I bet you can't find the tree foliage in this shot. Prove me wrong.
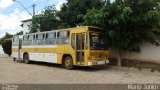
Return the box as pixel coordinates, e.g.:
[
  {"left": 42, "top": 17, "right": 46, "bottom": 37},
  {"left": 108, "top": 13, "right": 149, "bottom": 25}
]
[
  {"left": 83, "top": 0, "right": 160, "bottom": 66},
  {"left": 2, "top": 40, "right": 12, "bottom": 56},
  {"left": 57, "top": 0, "right": 104, "bottom": 27},
  {"left": 16, "top": 31, "right": 23, "bottom": 35},
  {"left": 29, "top": 0, "right": 104, "bottom": 32},
  {"left": 83, "top": 0, "right": 160, "bottom": 52},
  {"left": 29, "top": 6, "right": 62, "bottom": 33}
]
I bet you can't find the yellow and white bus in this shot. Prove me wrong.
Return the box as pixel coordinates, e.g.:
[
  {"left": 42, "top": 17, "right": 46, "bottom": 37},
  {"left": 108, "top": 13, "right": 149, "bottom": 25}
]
[{"left": 12, "top": 26, "right": 109, "bottom": 69}]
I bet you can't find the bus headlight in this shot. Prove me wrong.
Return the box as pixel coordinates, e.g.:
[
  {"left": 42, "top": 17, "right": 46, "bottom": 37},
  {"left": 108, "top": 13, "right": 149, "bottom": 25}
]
[{"left": 88, "top": 57, "right": 96, "bottom": 61}]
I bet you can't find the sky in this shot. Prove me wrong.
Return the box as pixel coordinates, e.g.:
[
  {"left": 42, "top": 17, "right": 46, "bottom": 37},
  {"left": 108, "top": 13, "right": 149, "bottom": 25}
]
[{"left": 0, "top": 0, "right": 66, "bottom": 38}]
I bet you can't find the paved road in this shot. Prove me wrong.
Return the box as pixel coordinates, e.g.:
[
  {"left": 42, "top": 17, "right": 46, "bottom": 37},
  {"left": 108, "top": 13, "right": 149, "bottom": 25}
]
[{"left": 0, "top": 54, "right": 160, "bottom": 84}]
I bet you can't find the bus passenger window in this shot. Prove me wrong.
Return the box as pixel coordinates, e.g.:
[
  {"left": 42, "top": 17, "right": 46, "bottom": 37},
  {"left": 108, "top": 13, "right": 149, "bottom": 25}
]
[
  {"left": 35, "top": 33, "right": 45, "bottom": 45},
  {"left": 28, "top": 34, "right": 34, "bottom": 45},
  {"left": 57, "top": 31, "right": 70, "bottom": 44},
  {"left": 45, "top": 32, "right": 56, "bottom": 45},
  {"left": 12, "top": 37, "right": 19, "bottom": 46},
  {"left": 22, "top": 35, "right": 29, "bottom": 46},
  {"left": 63, "top": 31, "right": 70, "bottom": 44}
]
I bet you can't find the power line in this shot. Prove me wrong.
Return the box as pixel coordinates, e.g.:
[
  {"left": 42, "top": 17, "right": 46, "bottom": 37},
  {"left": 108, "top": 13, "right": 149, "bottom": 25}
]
[
  {"left": 24, "top": 0, "right": 51, "bottom": 16},
  {"left": 12, "top": 0, "right": 32, "bottom": 16},
  {"left": 5, "top": 0, "right": 52, "bottom": 15},
  {"left": 31, "top": 0, "right": 51, "bottom": 15},
  {"left": 26, "top": 5, "right": 33, "bottom": 10}
]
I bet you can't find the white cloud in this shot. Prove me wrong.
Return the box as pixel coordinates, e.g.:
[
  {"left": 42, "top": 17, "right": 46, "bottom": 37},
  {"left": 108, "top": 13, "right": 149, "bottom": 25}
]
[
  {"left": 0, "top": 0, "right": 13, "bottom": 9},
  {"left": 0, "top": 9, "right": 31, "bottom": 38},
  {"left": 55, "top": 1, "right": 64, "bottom": 11},
  {"left": 48, "top": 0, "right": 66, "bottom": 11},
  {"left": 35, "top": 0, "right": 66, "bottom": 13}
]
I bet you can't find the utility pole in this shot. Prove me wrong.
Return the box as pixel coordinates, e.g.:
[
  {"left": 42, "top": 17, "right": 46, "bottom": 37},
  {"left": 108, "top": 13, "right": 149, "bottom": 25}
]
[
  {"left": 12, "top": 0, "right": 36, "bottom": 16},
  {"left": 32, "top": 4, "right": 36, "bottom": 16}
]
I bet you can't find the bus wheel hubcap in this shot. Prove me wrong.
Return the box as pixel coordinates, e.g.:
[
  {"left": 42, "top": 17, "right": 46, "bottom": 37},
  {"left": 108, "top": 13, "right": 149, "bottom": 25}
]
[{"left": 65, "top": 60, "right": 71, "bottom": 67}]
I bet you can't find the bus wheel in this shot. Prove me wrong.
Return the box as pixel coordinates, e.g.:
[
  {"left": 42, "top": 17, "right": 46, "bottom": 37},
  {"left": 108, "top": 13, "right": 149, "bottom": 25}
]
[
  {"left": 24, "top": 54, "right": 30, "bottom": 64},
  {"left": 63, "top": 56, "right": 74, "bottom": 70},
  {"left": 13, "top": 58, "right": 16, "bottom": 61}
]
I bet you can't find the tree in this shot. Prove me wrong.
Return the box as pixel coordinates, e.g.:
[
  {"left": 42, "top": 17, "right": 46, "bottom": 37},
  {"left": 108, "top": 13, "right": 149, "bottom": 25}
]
[
  {"left": 2, "top": 40, "right": 12, "bottom": 56},
  {"left": 29, "top": 0, "right": 105, "bottom": 32},
  {"left": 16, "top": 31, "right": 23, "bottom": 35},
  {"left": 29, "top": 6, "right": 61, "bottom": 33},
  {"left": 58, "top": 0, "right": 104, "bottom": 27},
  {"left": 1, "top": 32, "right": 13, "bottom": 40},
  {"left": 83, "top": 0, "right": 160, "bottom": 66},
  {"left": 1, "top": 32, "right": 13, "bottom": 56}
]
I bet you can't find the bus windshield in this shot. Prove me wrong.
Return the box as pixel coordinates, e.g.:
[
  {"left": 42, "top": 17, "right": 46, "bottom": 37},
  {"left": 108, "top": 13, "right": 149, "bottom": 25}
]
[{"left": 90, "top": 32, "right": 108, "bottom": 50}]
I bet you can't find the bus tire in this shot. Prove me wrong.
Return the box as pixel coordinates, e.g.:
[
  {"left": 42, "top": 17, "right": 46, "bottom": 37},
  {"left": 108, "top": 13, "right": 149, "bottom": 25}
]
[
  {"left": 24, "top": 54, "right": 30, "bottom": 64},
  {"left": 63, "top": 56, "right": 74, "bottom": 70},
  {"left": 13, "top": 58, "right": 16, "bottom": 61}
]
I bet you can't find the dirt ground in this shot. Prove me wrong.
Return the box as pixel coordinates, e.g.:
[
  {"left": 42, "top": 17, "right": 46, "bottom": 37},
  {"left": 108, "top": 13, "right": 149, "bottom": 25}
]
[{"left": 0, "top": 54, "right": 160, "bottom": 84}]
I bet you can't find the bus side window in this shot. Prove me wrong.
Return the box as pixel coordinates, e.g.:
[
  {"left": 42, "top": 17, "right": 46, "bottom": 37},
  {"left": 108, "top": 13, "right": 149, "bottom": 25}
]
[
  {"left": 36, "top": 33, "right": 45, "bottom": 45},
  {"left": 71, "top": 33, "right": 75, "bottom": 49},
  {"left": 23, "top": 36, "right": 25, "bottom": 45},
  {"left": 45, "top": 32, "right": 56, "bottom": 45},
  {"left": 28, "top": 35, "right": 32, "bottom": 45},
  {"left": 12, "top": 37, "right": 15, "bottom": 46},
  {"left": 26, "top": 35, "right": 29, "bottom": 45},
  {"left": 29, "top": 34, "right": 35, "bottom": 45},
  {"left": 33, "top": 34, "right": 35, "bottom": 45},
  {"left": 57, "top": 32, "right": 60, "bottom": 44},
  {"left": 57, "top": 31, "right": 70, "bottom": 44},
  {"left": 66, "top": 31, "right": 70, "bottom": 44},
  {"left": 23, "top": 35, "right": 28, "bottom": 46},
  {"left": 35, "top": 34, "right": 38, "bottom": 45},
  {"left": 13, "top": 37, "right": 18, "bottom": 46},
  {"left": 13, "top": 37, "right": 15, "bottom": 42}
]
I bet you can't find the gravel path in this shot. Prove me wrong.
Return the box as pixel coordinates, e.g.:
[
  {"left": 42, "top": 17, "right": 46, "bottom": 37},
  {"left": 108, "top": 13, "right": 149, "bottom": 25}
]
[{"left": 0, "top": 54, "right": 160, "bottom": 84}]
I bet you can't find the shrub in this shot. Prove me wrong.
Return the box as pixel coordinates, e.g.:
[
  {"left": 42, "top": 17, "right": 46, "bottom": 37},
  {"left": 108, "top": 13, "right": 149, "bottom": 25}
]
[{"left": 2, "top": 40, "right": 12, "bottom": 56}]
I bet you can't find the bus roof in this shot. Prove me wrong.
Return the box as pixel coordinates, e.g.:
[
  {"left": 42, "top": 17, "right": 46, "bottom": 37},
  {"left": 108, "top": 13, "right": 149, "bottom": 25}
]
[{"left": 13, "top": 26, "right": 102, "bottom": 37}]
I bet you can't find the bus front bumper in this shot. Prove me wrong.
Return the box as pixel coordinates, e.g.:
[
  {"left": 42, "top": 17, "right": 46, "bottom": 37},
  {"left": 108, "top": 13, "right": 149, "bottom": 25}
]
[{"left": 88, "top": 60, "right": 109, "bottom": 66}]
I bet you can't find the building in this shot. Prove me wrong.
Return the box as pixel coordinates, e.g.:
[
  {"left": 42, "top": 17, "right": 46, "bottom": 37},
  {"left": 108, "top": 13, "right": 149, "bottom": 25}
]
[{"left": 21, "top": 19, "right": 32, "bottom": 35}]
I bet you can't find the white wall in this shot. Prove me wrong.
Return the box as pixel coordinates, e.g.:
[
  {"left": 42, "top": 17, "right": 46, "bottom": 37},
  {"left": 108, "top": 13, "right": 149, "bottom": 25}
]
[
  {"left": 109, "top": 41, "right": 160, "bottom": 63},
  {"left": 0, "top": 45, "right": 4, "bottom": 54},
  {"left": 23, "top": 21, "right": 32, "bottom": 34}
]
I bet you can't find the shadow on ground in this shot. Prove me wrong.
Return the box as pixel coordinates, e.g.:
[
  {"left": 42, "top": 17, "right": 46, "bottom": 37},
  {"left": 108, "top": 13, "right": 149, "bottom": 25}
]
[{"left": 15, "top": 60, "right": 112, "bottom": 72}]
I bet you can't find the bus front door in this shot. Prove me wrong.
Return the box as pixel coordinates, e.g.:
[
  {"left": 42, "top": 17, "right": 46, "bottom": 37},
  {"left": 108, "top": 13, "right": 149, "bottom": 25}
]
[{"left": 76, "top": 33, "right": 85, "bottom": 65}]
